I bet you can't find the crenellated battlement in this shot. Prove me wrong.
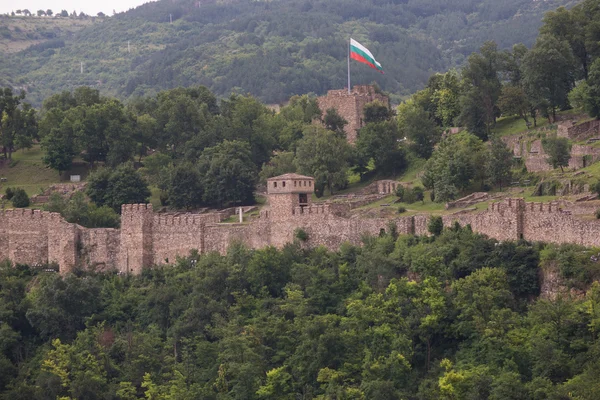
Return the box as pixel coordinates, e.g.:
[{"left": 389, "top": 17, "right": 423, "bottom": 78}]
[
  {"left": 153, "top": 213, "right": 217, "bottom": 226},
  {"left": 525, "top": 201, "right": 562, "bottom": 213},
  {"left": 488, "top": 198, "right": 525, "bottom": 213},
  {"left": 293, "top": 204, "right": 329, "bottom": 216},
  {"left": 122, "top": 203, "right": 153, "bottom": 213},
  {"left": 9, "top": 173, "right": 600, "bottom": 276},
  {"left": 2, "top": 208, "right": 64, "bottom": 222}
]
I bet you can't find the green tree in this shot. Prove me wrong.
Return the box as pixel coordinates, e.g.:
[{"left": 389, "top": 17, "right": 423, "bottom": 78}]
[
  {"left": 580, "top": 58, "right": 600, "bottom": 118},
  {"left": 11, "top": 188, "right": 29, "bottom": 208},
  {"left": 422, "top": 132, "right": 485, "bottom": 202},
  {"left": 541, "top": 5, "right": 590, "bottom": 79},
  {"left": 199, "top": 140, "right": 257, "bottom": 207},
  {"left": 498, "top": 85, "right": 531, "bottom": 125},
  {"left": 542, "top": 136, "right": 571, "bottom": 172},
  {"left": 486, "top": 135, "right": 513, "bottom": 190},
  {"left": 427, "top": 69, "right": 463, "bottom": 127},
  {"left": 452, "top": 267, "right": 513, "bottom": 338},
  {"left": 356, "top": 121, "right": 406, "bottom": 175},
  {"left": 168, "top": 164, "right": 204, "bottom": 210},
  {"left": 458, "top": 42, "right": 502, "bottom": 140},
  {"left": 397, "top": 100, "right": 441, "bottom": 159},
  {"left": 0, "top": 88, "right": 37, "bottom": 159},
  {"left": 428, "top": 216, "right": 443, "bottom": 236},
  {"left": 296, "top": 126, "right": 350, "bottom": 196},
  {"left": 259, "top": 151, "right": 296, "bottom": 183},
  {"left": 86, "top": 165, "right": 151, "bottom": 212},
  {"left": 323, "top": 107, "right": 348, "bottom": 137},
  {"left": 363, "top": 100, "right": 392, "bottom": 124},
  {"left": 522, "top": 34, "right": 575, "bottom": 122}
]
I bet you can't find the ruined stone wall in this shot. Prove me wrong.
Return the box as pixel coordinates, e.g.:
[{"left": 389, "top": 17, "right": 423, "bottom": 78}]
[
  {"left": 558, "top": 119, "right": 600, "bottom": 140},
  {"left": 0, "top": 209, "right": 78, "bottom": 270},
  {"left": 79, "top": 228, "right": 120, "bottom": 272},
  {"left": 151, "top": 214, "right": 206, "bottom": 265},
  {"left": 317, "top": 85, "right": 389, "bottom": 143},
  {"left": 443, "top": 199, "right": 523, "bottom": 241},
  {"left": 11, "top": 194, "right": 600, "bottom": 274}
]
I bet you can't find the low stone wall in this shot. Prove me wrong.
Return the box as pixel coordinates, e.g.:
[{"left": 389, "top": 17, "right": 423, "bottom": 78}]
[{"left": 558, "top": 119, "right": 600, "bottom": 140}]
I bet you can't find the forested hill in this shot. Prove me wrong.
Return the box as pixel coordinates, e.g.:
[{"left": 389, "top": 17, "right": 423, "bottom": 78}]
[{"left": 1, "top": 0, "right": 577, "bottom": 106}]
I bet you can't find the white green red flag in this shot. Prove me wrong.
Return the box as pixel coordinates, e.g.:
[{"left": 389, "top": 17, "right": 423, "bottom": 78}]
[{"left": 350, "top": 38, "right": 383, "bottom": 73}]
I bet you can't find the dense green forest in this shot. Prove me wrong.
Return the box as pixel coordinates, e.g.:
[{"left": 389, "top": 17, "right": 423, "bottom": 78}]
[
  {"left": 1, "top": 0, "right": 599, "bottom": 215},
  {"left": 2, "top": 228, "right": 600, "bottom": 398},
  {"left": 0, "top": 0, "right": 599, "bottom": 217},
  {"left": 0, "top": 0, "right": 577, "bottom": 106}
]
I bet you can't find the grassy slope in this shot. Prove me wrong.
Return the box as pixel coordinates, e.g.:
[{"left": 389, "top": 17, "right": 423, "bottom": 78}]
[
  {"left": 0, "top": 16, "right": 94, "bottom": 53},
  {"left": 0, "top": 146, "right": 61, "bottom": 196}
]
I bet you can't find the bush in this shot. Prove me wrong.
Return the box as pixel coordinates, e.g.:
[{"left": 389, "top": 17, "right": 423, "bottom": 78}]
[
  {"left": 412, "top": 186, "right": 424, "bottom": 203},
  {"left": 592, "top": 181, "right": 600, "bottom": 196},
  {"left": 294, "top": 228, "right": 309, "bottom": 242},
  {"left": 395, "top": 185, "right": 405, "bottom": 199},
  {"left": 396, "top": 185, "right": 424, "bottom": 204},
  {"left": 4, "top": 187, "right": 14, "bottom": 200},
  {"left": 428, "top": 216, "right": 443, "bottom": 236},
  {"left": 397, "top": 206, "right": 407, "bottom": 213},
  {"left": 11, "top": 188, "right": 30, "bottom": 208},
  {"left": 596, "top": 209, "right": 600, "bottom": 219},
  {"left": 87, "top": 205, "right": 120, "bottom": 228}
]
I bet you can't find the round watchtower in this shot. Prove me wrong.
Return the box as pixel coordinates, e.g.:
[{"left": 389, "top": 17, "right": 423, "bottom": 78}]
[{"left": 266, "top": 173, "right": 314, "bottom": 220}]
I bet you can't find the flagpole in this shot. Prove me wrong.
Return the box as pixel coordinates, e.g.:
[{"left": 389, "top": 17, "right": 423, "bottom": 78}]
[{"left": 347, "top": 38, "right": 351, "bottom": 94}]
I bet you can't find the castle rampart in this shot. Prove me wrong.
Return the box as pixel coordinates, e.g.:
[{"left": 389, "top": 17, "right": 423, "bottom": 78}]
[{"left": 7, "top": 174, "right": 600, "bottom": 273}]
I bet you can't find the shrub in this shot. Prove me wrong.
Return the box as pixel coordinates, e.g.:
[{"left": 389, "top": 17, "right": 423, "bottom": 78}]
[
  {"left": 11, "top": 188, "right": 30, "bottom": 208},
  {"left": 5, "top": 187, "right": 14, "bottom": 200},
  {"left": 397, "top": 206, "right": 407, "bottom": 213},
  {"left": 428, "top": 216, "right": 443, "bottom": 236},
  {"left": 395, "top": 185, "right": 405, "bottom": 199},
  {"left": 412, "top": 186, "right": 424, "bottom": 203},
  {"left": 596, "top": 209, "right": 600, "bottom": 219},
  {"left": 592, "top": 181, "right": 600, "bottom": 196},
  {"left": 294, "top": 228, "right": 309, "bottom": 242}
]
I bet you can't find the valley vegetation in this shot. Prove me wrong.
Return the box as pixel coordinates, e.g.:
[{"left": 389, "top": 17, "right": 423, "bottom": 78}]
[{"left": 1, "top": 228, "right": 600, "bottom": 398}]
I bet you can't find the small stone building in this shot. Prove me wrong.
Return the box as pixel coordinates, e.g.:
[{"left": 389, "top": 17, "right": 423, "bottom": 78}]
[
  {"left": 266, "top": 173, "right": 314, "bottom": 221},
  {"left": 317, "top": 85, "right": 389, "bottom": 143}
]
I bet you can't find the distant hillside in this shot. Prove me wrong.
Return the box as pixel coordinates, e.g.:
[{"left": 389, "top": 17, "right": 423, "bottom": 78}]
[
  {"left": 0, "top": 0, "right": 578, "bottom": 106},
  {"left": 0, "top": 15, "right": 93, "bottom": 54}
]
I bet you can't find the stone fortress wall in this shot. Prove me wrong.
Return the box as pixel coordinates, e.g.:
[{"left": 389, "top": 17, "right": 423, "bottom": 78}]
[
  {"left": 317, "top": 85, "right": 389, "bottom": 143},
  {"left": 504, "top": 119, "right": 600, "bottom": 172},
  {"left": 4, "top": 174, "right": 600, "bottom": 274}
]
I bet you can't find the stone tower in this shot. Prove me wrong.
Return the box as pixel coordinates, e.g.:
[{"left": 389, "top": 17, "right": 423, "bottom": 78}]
[
  {"left": 119, "top": 204, "right": 154, "bottom": 274},
  {"left": 266, "top": 173, "right": 315, "bottom": 221},
  {"left": 317, "top": 85, "right": 389, "bottom": 143}
]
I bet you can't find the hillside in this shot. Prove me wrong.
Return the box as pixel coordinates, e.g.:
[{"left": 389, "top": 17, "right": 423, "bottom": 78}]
[
  {"left": 0, "top": 0, "right": 578, "bottom": 106},
  {"left": 0, "top": 15, "right": 94, "bottom": 53}
]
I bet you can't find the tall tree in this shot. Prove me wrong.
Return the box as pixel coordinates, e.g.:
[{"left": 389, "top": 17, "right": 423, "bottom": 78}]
[
  {"left": 422, "top": 132, "right": 485, "bottom": 202},
  {"left": 199, "top": 140, "right": 258, "bottom": 207},
  {"left": 296, "top": 126, "right": 350, "bottom": 197},
  {"left": 459, "top": 41, "right": 502, "bottom": 140},
  {"left": 498, "top": 85, "right": 531, "bottom": 126},
  {"left": 522, "top": 34, "right": 575, "bottom": 122},
  {"left": 486, "top": 135, "right": 513, "bottom": 190},
  {"left": 86, "top": 165, "right": 151, "bottom": 212},
  {"left": 397, "top": 100, "right": 440, "bottom": 159},
  {"left": 0, "top": 88, "right": 36, "bottom": 159},
  {"left": 356, "top": 120, "right": 406, "bottom": 176}
]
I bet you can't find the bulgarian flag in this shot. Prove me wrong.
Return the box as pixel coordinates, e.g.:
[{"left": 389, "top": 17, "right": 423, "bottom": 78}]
[{"left": 350, "top": 38, "right": 383, "bottom": 73}]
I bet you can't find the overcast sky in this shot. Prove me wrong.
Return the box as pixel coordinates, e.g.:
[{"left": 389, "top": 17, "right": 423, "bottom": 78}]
[{"left": 0, "top": 0, "right": 156, "bottom": 16}]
